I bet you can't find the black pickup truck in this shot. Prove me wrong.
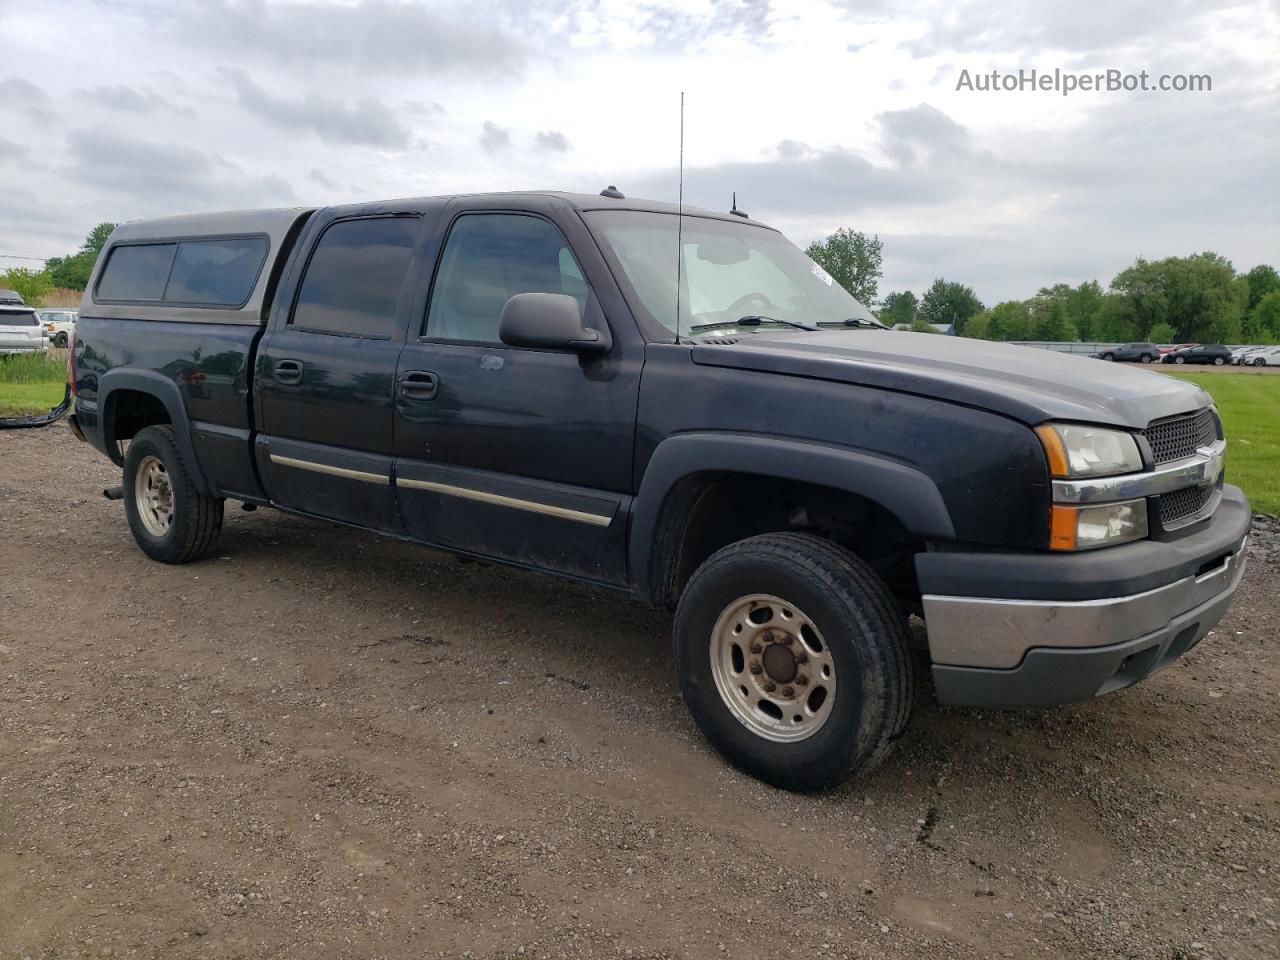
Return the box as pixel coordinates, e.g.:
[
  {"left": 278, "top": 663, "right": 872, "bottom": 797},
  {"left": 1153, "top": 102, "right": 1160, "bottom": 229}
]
[{"left": 67, "top": 191, "right": 1250, "bottom": 790}]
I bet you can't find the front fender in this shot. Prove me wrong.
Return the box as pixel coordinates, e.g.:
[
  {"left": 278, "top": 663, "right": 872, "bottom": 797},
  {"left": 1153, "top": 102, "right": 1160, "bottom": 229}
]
[{"left": 628, "top": 432, "right": 954, "bottom": 600}]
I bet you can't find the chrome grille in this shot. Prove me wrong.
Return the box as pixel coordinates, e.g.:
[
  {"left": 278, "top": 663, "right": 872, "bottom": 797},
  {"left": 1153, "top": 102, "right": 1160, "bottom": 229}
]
[
  {"left": 1143, "top": 409, "right": 1217, "bottom": 465},
  {"left": 1158, "top": 483, "right": 1214, "bottom": 527}
]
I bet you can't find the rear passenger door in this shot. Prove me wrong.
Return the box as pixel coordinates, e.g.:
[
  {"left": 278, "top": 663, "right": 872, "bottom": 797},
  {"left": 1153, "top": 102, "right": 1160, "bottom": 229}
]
[{"left": 256, "top": 212, "right": 427, "bottom": 532}]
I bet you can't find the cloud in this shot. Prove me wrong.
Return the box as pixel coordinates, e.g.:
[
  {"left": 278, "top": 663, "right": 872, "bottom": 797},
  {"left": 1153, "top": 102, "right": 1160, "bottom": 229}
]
[
  {"left": 310, "top": 168, "right": 341, "bottom": 190},
  {"left": 534, "top": 130, "right": 570, "bottom": 152},
  {"left": 179, "top": 0, "right": 527, "bottom": 76},
  {"left": 65, "top": 127, "right": 296, "bottom": 211},
  {"left": 81, "top": 85, "right": 194, "bottom": 117},
  {"left": 0, "top": 76, "right": 51, "bottom": 118},
  {"left": 221, "top": 68, "right": 411, "bottom": 149},
  {"left": 479, "top": 121, "right": 511, "bottom": 153},
  {"left": 0, "top": 136, "right": 26, "bottom": 161}
]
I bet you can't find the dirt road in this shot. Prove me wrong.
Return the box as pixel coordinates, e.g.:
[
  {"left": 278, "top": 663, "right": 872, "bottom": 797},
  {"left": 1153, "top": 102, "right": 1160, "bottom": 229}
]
[{"left": 2, "top": 427, "right": 1277, "bottom": 959}]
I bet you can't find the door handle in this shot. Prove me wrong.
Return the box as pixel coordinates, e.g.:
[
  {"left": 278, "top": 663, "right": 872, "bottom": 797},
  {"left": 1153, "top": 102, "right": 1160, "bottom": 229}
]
[
  {"left": 273, "top": 359, "right": 304, "bottom": 385},
  {"left": 399, "top": 370, "right": 438, "bottom": 400}
]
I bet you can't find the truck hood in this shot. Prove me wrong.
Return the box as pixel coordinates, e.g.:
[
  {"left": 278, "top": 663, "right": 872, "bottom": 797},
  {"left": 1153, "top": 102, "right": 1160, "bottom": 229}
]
[{"left": 690, "top": 330, "right": 1212, "bottom": 428}]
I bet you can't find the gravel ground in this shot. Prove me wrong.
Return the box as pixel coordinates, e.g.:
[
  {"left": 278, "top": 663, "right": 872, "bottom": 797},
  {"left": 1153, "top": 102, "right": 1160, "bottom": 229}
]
[{"left": 2, "top": 427, "right": 1277, "bottom": 960}]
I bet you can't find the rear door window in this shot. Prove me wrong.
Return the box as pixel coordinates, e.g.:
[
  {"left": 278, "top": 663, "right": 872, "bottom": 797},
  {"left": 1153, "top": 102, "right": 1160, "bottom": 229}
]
[
  {"left": 96, "top": 243, "right": 177, "bottom": 301},
  {"left": 291, "top": 217, "right": 420, "bottom": 338}
]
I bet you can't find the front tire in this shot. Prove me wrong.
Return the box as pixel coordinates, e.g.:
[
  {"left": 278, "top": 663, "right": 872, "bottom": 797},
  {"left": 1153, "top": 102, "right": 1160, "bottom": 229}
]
[
  {"left": 1255, "top": 358, "right": 1267, "bottom": 367},
  {"left": 673, "top": 533, "right": 914, "bottom": 791},
  {"left": 1101, "top": 353, "right": 1115, "bottom": 361},
  {"left": 1141, "top": 354, "right": 1153, "bottom": 363},
  {"left": 123, "top": 425, "right": 223, "bottom": 563},
  {"left": 1213, "top": 356, "right": 1225, "bottom": 365}
]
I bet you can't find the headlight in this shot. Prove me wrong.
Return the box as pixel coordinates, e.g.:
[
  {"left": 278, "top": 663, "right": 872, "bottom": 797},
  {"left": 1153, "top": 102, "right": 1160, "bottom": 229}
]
[
  {"left": 1050, "top": 498, "right": 1149, "bottom": 551},
  {"left": 1035, "top": 423, "right": 1143, "bottom": 478}
]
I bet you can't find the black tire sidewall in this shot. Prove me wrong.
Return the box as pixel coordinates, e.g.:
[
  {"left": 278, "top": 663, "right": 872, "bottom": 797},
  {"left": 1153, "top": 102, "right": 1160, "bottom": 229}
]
[
  {"left": 675, "top": 551, "right": 882, "bottom": 788},
  {"left": 123, "top": 427, "right": 197, "bottom": 562}
]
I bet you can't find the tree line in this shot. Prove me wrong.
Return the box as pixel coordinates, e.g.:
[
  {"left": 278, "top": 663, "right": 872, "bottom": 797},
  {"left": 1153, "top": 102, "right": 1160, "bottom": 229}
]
[
  {"left": 0, "top": 223, "right": 117, "bottom": 304},
  {"left": 805, "top": 229, "right": 1280, "bottom": 344}
]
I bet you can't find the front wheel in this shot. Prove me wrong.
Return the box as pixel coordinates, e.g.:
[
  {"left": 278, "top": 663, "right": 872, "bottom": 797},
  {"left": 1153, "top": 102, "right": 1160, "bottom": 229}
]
[
  {"left": 1213, "top": 357, "right": 1225, "bottom": 365},
  {"left": 1141, "top": 354, "right": 1154, "bottom": 363},
  {"left": 54, "top": 332, "right": 68, "bottom": 347},
  {"left": 123, "top": 425, "right": 224, "bottom": 563},
  {"left": 673, "top": 533, "right": 914, "bottom": 791},
  {"left": 1255, "top": 358, "right": 1267, "bottom": 367},
  {"left": 1101, "top": 353, "right": 1115, "bottom": 361}
]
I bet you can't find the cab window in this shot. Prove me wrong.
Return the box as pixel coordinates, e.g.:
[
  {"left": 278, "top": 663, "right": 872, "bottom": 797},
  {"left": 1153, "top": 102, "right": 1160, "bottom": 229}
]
[
  {"left": 291, "top": 216, "right": 420, "bottom": 338},
  {"left": 425, "top": 214, "right": 588, "bottom": 345}
]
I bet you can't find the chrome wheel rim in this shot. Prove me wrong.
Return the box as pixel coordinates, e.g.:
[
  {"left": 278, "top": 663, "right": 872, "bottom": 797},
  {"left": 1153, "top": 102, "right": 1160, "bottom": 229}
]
[
  {"left": 135, "top": 455, "right": 174, "bottom": 537},
  {"left": 709, "top": 593, "right": 836, "bottom": 743}
]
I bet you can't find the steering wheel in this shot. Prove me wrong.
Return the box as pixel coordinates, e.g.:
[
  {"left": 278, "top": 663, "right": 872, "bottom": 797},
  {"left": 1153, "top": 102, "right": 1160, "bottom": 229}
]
[{"left": 725, "top": 292, "right": 775, "bottom": 316}]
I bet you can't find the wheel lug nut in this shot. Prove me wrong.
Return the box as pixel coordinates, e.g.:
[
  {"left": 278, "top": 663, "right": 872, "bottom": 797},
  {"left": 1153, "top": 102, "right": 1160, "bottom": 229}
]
[
  {"left": 795, "top": 654, "right": 808, "bottom": 665},
  {"left": 796, "top": 675, "right": 809, "bottom": 686},
  {"left": 749, "top": 642, "right": 763, "bottom": 655},
  {"left": 749, "top": 662, "right": 763, "bottom": 675},
  {"left": 764, "top": 681, "right": 777, "bottom": 693},
  {"left": 781, "top": 685, "right": 794, "bottom": 698}
]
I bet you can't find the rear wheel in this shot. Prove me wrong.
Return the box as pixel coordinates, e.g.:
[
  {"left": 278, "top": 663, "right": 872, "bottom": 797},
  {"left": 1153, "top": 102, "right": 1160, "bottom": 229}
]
[
  {"left": 1140, "top": 354, "right": 1153, "bottom": 363},
  {"left": 1255, "top": 357, "right": 1267, "bottom": 367},
  {"left": 1101, "top": 353, "right": 1115, "bottom": 361},
  {"left": 673, "top": 533, "right": 914, "bottom": 791},
  {"left": 54, "top": 332, "right": 68, "bottom": 347},
  {"left": 1213, "top": 356, "right": 1225, "bottom": 365},
  {"left": 123, "top": 425, "right": 223, "bottom": 563},
  {"left": 1175, "top": 356, "right": 1186, "bottom": 364}
]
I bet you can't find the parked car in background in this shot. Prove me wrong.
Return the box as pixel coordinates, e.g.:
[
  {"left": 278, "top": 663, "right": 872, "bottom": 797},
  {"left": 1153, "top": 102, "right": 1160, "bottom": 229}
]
[
  {"left": 1159, "top": 343, "right": 1198, "bottom": 356},
  {"left": 0, "top": 305, "right": 47, "bottom": 354},
  {"left": 0, "top": 288, "right": 26, "bottom": 305},
  {"left": 1162, "top": 344, "right": 1231, "bottom": 365},
  {"left": 1236, "top": 345, "right": 1280, "bottom": 367},
  {"left": 37, "top": 309, "right": 77, "bottom": 347},
  {"left": 1093, "top": 342, "right": 1159, "bottom": 363},
  {"left": 1229, "top": 347, "right": 1260, "bottom": 364}
]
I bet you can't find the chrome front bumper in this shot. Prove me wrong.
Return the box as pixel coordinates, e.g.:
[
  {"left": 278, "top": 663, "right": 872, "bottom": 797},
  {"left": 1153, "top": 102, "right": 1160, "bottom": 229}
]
[
  {"left": 918, "top": 483, "right": 1251, "bottom": 708},
  {"left": 923, "top": 539, "right": 1247, "bottom": 670}
]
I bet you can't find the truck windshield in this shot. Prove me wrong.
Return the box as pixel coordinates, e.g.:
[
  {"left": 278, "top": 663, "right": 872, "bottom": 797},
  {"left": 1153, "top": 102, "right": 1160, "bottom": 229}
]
[{"left": 584, "top": 210, "right": 880, "bottom": 339}]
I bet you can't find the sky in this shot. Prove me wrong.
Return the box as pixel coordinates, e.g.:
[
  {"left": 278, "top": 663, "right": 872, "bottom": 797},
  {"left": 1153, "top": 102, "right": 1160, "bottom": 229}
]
[{"left": 0, "top": 0, "right": 1276, "bottom": 304}]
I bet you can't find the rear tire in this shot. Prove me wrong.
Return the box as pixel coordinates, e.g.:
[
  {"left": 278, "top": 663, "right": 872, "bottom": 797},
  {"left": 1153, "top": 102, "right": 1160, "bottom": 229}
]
[
  {"left": 1255, "top": 358, "right": 1267, "bottom": 367},
  {"left": 1213, "top": 357, "right": 1225, "bottom": 365},
  {"left": 673, "top": 532, "right": 915, "bottom": 791},
  {"left": 123, "top": 425, "right": 223, "bottom": 563},
  {"left": 54, "top": 333, "right": 68, "bottom": 347},
  {"left": 1141, "top": 354, "right": 1153, "bottom": 363},
  {"left": 1175, "top": 356, "right": 1186, "bottom": 364},
  {"left": 1101, "top": 353, "right": 1115, "bottom": 361}
]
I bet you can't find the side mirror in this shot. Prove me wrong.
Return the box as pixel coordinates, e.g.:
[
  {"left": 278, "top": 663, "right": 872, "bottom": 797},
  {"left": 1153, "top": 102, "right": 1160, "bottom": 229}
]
[{"left": 498, "top": 293, "right": 608, "bottom": 355}]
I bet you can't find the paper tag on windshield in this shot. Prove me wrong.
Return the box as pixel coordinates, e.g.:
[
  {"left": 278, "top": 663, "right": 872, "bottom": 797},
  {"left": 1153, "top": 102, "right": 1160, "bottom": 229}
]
[{"left": 810, "top": 261, "right": 834, "bottom": 286}]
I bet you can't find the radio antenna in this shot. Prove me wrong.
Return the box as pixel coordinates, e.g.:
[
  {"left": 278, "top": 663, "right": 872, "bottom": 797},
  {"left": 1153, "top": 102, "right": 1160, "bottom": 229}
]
[{"left": 675, "top": 90, "right": 685, "bottom": 344}]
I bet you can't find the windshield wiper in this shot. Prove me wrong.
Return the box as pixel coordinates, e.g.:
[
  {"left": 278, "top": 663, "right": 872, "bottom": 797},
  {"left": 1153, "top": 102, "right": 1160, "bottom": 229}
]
[
  {"left": 815, "top": 317, "right": 888, "bottom": 330},
  {"left": 690, "top": 315, "right": 818, "bottom": 332}
]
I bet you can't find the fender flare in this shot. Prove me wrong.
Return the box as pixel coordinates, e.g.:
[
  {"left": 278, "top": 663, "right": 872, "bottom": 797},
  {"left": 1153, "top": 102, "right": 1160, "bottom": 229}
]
[
  {"left": 628, "top": 432, "right": 955, "bottom": 601},
  {"left": 99, "top": 368, "right": 211, "bottom": 495}
]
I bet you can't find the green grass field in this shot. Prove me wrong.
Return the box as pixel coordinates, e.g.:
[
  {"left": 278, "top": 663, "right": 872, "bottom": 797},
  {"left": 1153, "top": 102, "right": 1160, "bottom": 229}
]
[
  {"left": 0, "top": 352, "right": 67, "bottom": 417},
  {"left": 1159, "top": 371, "right": 1279, "bottom": 515}
]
